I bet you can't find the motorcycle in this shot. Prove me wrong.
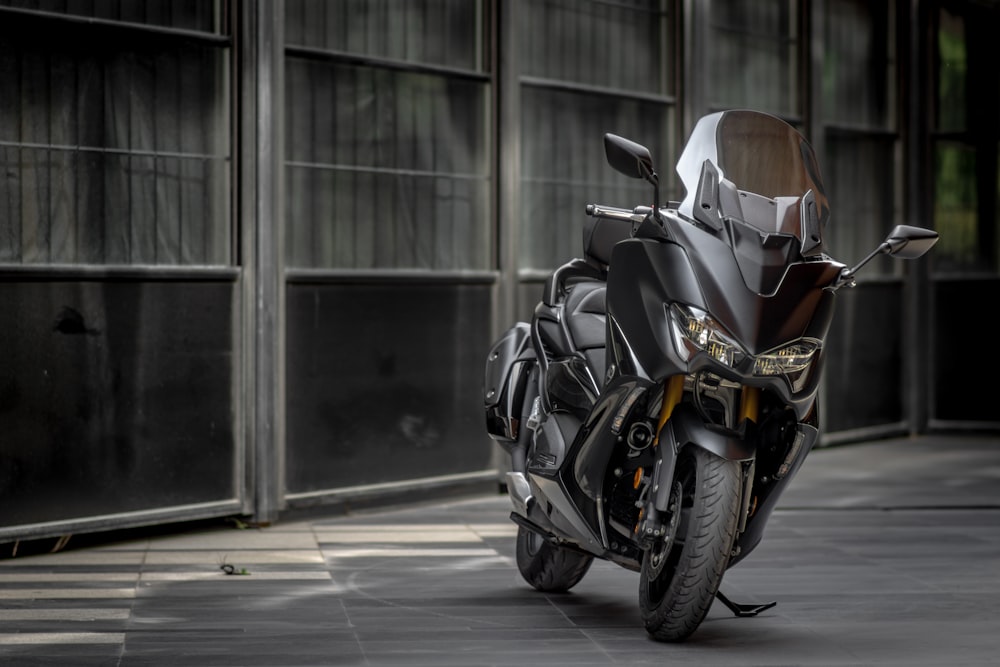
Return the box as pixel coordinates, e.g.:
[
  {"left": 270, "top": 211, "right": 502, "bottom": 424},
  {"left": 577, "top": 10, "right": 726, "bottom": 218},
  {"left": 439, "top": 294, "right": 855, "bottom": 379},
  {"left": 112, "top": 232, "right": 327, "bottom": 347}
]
[{"left": 483, "top": 109, "right": 938, "bottom": 642}]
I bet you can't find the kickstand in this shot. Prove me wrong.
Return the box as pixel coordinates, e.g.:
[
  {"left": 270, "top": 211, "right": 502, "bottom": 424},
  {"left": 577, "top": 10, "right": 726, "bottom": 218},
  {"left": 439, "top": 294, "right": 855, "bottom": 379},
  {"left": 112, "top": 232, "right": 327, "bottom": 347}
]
[{"left": 715, "top": 590, "right": 777, "bottom": 618}]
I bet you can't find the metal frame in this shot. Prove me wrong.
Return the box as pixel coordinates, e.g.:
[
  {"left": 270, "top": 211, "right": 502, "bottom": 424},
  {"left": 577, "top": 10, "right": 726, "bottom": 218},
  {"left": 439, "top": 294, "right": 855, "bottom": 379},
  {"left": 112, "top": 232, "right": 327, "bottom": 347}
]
[
  {"left": 238, "top": 0, "right": 285, "bottom": 524},
  {"left": 2, "top": 0, "right": 994, "bottom": 545},
  {"left": 0, "top": 1, "right": 247, "bottom": 542}
]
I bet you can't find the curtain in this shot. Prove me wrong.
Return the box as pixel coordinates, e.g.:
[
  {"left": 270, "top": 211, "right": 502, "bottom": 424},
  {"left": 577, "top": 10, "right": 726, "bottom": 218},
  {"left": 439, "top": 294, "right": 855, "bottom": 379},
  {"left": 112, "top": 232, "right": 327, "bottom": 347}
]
[
  {"left": 0, "top": 11, "right": 230, "bottom": 266},
  {"left": 284, "top": 0, "right": 490, "bottom": 270},
  {"left": 518, "top": 0, "right": 674, "bottom": 272}
]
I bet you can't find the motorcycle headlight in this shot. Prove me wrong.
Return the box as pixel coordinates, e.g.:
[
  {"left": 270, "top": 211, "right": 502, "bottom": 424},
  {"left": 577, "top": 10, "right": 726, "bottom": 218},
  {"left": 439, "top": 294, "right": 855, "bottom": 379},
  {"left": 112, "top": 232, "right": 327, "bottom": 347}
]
[
  {"left": 669, "top": 303, "right": 820, "bottom": 392},
  {"left": 752, "top": 340, "right": 821, "bottom": 392},
  {"left": 669, "top": 304, "right": 746, "bottom": 367}
]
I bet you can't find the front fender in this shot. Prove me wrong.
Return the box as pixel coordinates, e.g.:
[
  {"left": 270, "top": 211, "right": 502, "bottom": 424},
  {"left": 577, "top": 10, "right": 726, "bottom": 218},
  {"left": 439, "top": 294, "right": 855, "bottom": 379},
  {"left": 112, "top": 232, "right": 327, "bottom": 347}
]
[
  {"left": 652, "top": 403, "right": 754, "bottom": 514},
  {"left": 668, "top": 403, "right": 755, "bottom": 461}
]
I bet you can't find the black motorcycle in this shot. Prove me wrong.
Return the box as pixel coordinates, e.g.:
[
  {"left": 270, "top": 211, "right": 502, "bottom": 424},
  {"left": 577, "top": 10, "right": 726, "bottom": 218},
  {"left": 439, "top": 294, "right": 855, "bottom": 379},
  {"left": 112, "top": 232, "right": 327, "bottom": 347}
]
[{"left": 483, "top": 109, "right": 938, "bottom": 642}]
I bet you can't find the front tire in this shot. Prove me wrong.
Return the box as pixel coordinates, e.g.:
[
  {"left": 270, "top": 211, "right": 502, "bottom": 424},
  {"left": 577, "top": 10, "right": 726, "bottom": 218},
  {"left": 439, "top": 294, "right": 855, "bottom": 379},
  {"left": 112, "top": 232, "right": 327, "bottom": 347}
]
[
  {"left": 515, "top": 526, "right": 594, "bottom": 592},
  {"left": 639, "top": 446, "right": 742, "bottom": 642}
]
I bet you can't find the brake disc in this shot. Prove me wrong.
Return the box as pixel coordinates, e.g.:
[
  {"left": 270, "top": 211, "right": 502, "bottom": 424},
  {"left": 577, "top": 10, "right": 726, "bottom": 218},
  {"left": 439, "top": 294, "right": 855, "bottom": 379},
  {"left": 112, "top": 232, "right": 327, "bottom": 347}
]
[{"left": 646, "top": 480, "right": 682, "bottom": 579}]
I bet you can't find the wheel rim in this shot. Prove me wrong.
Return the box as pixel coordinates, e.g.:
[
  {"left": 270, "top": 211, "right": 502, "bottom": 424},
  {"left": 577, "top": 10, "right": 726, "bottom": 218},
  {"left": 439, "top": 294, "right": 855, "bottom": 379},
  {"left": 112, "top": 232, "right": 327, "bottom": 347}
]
[
  {"left": 523, "top": 527, "right": 544, "bottom": 557},
  {"left": 646, "top": 480, "right": 682, "bottom": 579}
]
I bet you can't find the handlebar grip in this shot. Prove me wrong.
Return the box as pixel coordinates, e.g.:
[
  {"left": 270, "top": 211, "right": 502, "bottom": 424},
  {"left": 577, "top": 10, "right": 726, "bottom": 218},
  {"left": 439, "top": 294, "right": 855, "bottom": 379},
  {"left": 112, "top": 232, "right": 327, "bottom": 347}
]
[{"left": 585, "top": 204, "right": 645, "bottom": 222}]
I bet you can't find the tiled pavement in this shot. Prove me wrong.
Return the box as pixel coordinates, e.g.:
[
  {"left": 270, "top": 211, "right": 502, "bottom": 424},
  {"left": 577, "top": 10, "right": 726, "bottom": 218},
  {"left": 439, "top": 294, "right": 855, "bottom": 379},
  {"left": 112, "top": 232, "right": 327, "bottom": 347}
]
[{"left": 1, "top": 434, "right": 999, "bottom": 666}]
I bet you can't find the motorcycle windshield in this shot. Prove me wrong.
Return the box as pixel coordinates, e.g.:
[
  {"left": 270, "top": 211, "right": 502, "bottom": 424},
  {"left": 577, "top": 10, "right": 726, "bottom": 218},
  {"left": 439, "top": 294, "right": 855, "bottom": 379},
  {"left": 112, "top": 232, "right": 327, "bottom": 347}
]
[{"left": 675, "top": 110, "right": 829, "bottom": 248}]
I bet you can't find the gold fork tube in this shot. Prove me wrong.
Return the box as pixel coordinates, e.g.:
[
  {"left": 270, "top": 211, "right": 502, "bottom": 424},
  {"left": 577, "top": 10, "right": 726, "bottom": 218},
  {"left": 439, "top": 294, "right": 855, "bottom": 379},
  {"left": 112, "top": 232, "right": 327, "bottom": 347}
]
[
  {"left": 740, "top": 386, "right": 760, "bottom": 424},
  {"left": 653, "top": 375, "right": 685, "bottom": 447}
]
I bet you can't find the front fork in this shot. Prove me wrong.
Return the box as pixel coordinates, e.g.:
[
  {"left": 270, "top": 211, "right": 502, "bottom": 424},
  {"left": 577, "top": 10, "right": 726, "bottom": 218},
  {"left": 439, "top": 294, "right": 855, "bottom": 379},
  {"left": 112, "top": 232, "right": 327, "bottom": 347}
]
[{"left": 635, "top": 376, "right": 759, "bottom": 547}]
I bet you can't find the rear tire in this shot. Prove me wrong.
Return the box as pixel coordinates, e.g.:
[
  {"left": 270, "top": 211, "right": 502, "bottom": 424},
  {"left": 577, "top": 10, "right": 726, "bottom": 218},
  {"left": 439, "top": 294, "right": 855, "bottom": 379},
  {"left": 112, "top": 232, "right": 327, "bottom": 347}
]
[
  {"left": 515, "top": 526, "right": 594, "bottom": 592},
  {"left": 639, "top": 446, "right": 742, "bottom": 642}
]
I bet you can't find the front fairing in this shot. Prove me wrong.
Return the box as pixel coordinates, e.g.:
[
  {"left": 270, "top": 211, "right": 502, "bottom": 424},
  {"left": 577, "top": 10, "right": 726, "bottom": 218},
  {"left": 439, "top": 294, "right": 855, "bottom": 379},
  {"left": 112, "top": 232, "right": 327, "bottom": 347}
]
[
  {"left": 606, "top": 110, "right": 844, "bottom": 415},
  {"left": 606, "top": 223, "right": 842, "bottom": 416}
]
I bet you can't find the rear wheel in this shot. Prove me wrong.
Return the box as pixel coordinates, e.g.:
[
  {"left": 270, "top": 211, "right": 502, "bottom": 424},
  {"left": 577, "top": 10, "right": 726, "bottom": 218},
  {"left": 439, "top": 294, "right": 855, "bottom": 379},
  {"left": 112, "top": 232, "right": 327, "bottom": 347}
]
[
  {"left": 639, "top": 446, "right": 742, "bottom": 642},
  {"left": 515, "top": 526, "right": 594, "bottom": 592}
]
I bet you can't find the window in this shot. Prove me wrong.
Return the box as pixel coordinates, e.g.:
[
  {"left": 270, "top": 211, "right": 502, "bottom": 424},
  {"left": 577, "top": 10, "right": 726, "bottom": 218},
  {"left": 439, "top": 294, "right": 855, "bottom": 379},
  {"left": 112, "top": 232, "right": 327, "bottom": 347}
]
[
  {"left": 283, "top": 0, "right": 491, "bottom": 271},
  {"left": 518, "top": 0, "right": 675, "bottom": 273},
  {"left": 0, "top": 3, "right": 231, "bottom": 266},
  {"left": 519, "top": 0, "right": 669, "bottom": 94},
  {"left": 931, "top": 2, "right": 1000, "bottom": 275},
  {"left": 821, "top": 0, "right": 898, "bottom": 271},
  {"left": 823, "top": 0, "right": 894, "bottom": 129},
  {"left": 708, "top": 0, "right": 800, "bottom": 117},
  {"left": 0, "top": 1, "right": 222, "bottom": 31}
]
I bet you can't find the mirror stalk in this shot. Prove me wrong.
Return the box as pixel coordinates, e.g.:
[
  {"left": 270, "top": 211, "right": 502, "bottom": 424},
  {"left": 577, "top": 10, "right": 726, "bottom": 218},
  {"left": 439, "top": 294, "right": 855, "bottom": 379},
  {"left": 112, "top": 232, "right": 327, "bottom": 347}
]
[
  {"left": 833, "top": 242, "right": 891, "bottom": 289},
  {"left": 833, "top": 225, "right": 939, "bottom": 290}
]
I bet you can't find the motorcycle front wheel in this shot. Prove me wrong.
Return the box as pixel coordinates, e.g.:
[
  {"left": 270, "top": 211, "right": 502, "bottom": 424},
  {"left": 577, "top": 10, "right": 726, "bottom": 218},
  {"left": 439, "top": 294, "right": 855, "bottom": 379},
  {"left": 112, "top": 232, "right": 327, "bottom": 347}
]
[
  {"left": 515, "top": 526, "right": 594, "bottom": 592},
  {"left": 639, "top": 445, "right": 742, "bottom": 642}
]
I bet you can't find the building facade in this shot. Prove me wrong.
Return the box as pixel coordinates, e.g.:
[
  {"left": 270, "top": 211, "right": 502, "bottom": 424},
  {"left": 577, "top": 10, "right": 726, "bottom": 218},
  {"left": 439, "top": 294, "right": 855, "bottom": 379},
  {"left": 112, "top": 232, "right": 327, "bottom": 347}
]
[{"left": 1, "top": 0, "right": 997, "bottom": 542}]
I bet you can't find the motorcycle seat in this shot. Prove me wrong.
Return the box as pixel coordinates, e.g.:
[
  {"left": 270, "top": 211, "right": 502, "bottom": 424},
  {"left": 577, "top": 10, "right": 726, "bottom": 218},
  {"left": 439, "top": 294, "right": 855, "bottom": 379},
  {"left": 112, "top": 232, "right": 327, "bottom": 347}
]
[
  {"left": 583, "top": 214, "right": 633, "bottom": 266},
  {"left": 564, "top": 281, "right": 607, "bottom": 389},
  {"left": 564, "top": 281, "right": 606, "bottom": 351},
  {"left": 541, "top": 216, "right": 632, "bottom": 307}
]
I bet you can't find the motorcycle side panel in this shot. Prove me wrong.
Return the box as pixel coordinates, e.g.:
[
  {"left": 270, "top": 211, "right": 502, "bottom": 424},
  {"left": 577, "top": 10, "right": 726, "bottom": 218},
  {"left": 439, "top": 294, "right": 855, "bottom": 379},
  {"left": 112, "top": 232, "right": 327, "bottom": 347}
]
[
  {"left": 529, "top": 471, "right": 605, "bottom": 554},
  {"left": 544, "top": 356, "right": 599, "bottom": 419},
  {"left": 526, "top": 410, "right": 607, "bottom": 555},
  {"left": 531, "top": 411, "right": 579, "bottom": 472},
  {"left": 532, "top": 377, "right": 658, "bottom": 554},
  {"left": 569, "top": 377, "right": 656, "bottom": 504},
  {"left": 606, "top": 239, "right": 701, "bottom": 381},
  {"left": 730, "top": 422, "right": 819, "bottom": 565}
]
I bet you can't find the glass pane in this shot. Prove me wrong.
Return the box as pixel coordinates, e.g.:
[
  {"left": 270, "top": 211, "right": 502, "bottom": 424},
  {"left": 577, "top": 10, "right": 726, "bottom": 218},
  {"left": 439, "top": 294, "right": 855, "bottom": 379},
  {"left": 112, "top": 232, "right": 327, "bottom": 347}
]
[
  {"left": 824, "top": 134, "right": 897, "bottom": 274},
  {"left": 285, "top": 0, "right": 482, "bottom": 71},
  {"left": 0, "top": 280, "right": 237, "bottom": 525},
  {"left": 0, "top": 0, "right": 222, "bottom": 32},
  {"left": 933, "top": 142, "right": 981, "bottom": 272},
  {"left": 519, "top": 0, "right": 671, "bottom": 94},
  {"left": 519, "top": 86, "right": 672, "bottom": 271},
  {"left": 936, "top": 6, "right": 967, "bottom": 133},
  {"left": 709, "top": 0, "right": 798, "bottom": 116},
  {"left": 0, "top": 28, "right": 231, "bottom": 265},
  {"left": 824, "top": 284, "right": 904, "bottom": 431},
  {"left": 285, "top": 283, "right": 493, "bottom": 493},
  {"left": 824, "top": 0, "right": 893, "bottom": 128},
  {"left": 933, "top": 279, "right": 1000, "bottom": 421},
  {"left": 285, "top": 59, "right": 490, "bottom": 270}
]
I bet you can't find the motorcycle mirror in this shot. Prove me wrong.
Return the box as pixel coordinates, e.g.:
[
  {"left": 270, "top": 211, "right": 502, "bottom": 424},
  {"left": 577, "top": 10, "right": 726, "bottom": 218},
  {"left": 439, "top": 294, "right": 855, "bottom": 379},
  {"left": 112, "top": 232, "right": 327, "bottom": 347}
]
[
  {"left": 836, "top": 224, "right": 939, "bottom": 289},
  {"left": 604, "top": 133, "right": 658, "bottom": 186},
  {"left": 882, "top": 224, "right": 939, "bottom": 259},
  {"left": 604, "top": 133, "right": 662, "bottom": 221}
]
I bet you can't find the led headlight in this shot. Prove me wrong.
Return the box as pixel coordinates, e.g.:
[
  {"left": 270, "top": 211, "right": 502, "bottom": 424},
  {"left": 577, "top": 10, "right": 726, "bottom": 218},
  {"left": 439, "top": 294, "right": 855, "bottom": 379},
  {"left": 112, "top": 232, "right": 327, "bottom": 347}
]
[
  {"left": 669, "top": 303, "right": 820, "bottom": 392},
  {"left": 669, "top": 304, "right": 746, "bottom": 367},
  {"left": 752, "top": 340, "right": 820, "bottom": 392}
]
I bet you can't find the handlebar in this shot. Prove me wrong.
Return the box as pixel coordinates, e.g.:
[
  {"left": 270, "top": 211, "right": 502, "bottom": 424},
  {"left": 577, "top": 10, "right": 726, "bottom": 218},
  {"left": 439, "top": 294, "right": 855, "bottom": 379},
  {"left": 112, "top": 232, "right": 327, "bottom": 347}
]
[{"left": 585, "top": 204, "right": 650, "bottom": 223}]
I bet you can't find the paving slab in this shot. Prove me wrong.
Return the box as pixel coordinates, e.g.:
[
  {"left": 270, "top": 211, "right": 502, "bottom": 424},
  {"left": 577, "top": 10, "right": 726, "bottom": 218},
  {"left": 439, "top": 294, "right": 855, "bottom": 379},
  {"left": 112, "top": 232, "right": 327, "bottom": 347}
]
[{"left": 1, "top": 434, "right": 998, "bottom": 666}]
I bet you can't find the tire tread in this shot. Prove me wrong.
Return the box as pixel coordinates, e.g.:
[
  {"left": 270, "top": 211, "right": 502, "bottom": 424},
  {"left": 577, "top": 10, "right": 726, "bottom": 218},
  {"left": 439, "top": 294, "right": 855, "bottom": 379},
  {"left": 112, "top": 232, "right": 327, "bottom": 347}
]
[{"left": 639, "top": 448, "right": 742, "bottom": 642}]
